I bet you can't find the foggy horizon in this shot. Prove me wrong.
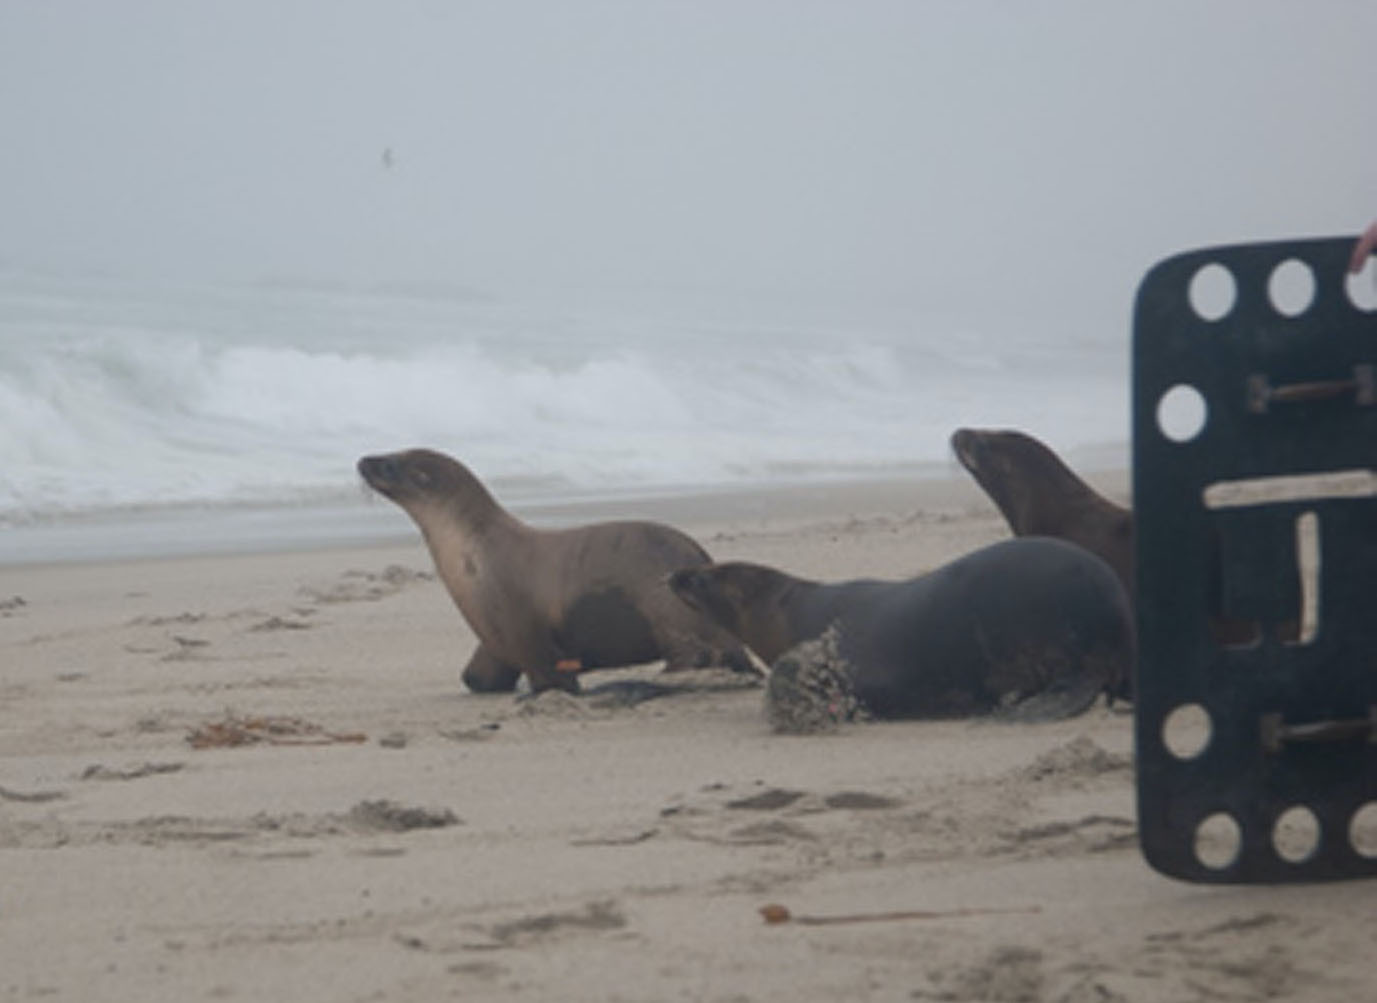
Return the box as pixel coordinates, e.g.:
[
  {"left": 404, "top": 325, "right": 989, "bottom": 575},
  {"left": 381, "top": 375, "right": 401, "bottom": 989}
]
[{"left": 3, "top": 1, "right": 1375, "bottom": 337}]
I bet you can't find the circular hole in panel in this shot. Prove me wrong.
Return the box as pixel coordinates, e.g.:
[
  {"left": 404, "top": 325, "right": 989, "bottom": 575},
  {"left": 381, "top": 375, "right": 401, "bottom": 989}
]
[
  {"left": 1156, "top": 384, "right": 1208, "bottom": 443},
  {"left": 1195, "top": 812, "right": 1242, "bottom": 871},
  {"left": 1162, "top": 703, "right": 1212, "bottom": 760},
  {"left": 1189, "top": 263, "right": 1237, "bottom": 321},
  {"left": 1346, "top": 259, "right": 1377, "bottom": 312},
  {"left": 1268, "top": 258, "right": 1316, "bottom": 318},
  {"left": 1350, "top": 802, "right": 1377, "bottom": 859},
  {"left": 1272, "top": 805, "right": 1321, "bottom": 864}
]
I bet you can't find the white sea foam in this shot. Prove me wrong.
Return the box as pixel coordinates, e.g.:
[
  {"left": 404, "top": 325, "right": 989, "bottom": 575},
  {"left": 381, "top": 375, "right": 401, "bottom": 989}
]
[{"left": 0, "top": 269, "right": 1128, "bottom": 531}]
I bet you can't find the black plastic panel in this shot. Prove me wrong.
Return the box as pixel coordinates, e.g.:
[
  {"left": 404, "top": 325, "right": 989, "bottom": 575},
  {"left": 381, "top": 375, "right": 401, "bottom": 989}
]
[{"left": 1133, "top": 237, "right": 1377, "bottom": 882}]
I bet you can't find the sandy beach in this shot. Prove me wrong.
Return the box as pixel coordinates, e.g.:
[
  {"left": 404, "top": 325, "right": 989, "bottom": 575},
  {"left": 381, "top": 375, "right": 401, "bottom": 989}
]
[{"left": 2, "top": 473, "right": 1372, "bottom": 1003}]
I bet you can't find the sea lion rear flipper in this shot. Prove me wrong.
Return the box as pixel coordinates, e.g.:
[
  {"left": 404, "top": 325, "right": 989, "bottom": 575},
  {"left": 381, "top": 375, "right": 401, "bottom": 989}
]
[{"left": 993, "top": 672, "right": 1104, "bottom": 723}]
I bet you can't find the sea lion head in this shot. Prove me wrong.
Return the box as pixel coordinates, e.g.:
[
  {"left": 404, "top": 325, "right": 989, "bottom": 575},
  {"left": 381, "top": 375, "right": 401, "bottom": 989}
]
[
  {"left": 950, "top": 427, "right": 1094, "bottom": 534},
  {"left": 667, "top": 565, "right": 747, "bottom": 634},
  {"left": 668, "top": 561, "right": 799, "bottom": 663},
  {"left": 950, "top": 428, "right": 1047, "bottom": 487},
  {"left": 357, "top": 448, "right": 499, "bottom": 527}
]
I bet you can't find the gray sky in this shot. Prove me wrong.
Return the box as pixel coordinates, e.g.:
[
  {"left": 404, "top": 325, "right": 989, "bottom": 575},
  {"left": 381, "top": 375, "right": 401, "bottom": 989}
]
[{"left": 2, "top": 1, "right": 1375, "bottom": 335}]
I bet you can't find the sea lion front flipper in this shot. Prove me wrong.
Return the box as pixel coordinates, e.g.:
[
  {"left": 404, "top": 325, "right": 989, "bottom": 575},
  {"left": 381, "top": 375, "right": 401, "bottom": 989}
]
[
  {"left": 661, "top": 641, "right": 761, "bottom": 676},
  {"left": 460, "top": 645, "right": 523, "bottom": 693}
]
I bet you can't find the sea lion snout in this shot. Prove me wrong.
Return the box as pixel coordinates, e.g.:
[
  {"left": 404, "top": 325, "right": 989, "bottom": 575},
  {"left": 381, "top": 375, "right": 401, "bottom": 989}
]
[
  {"left": 666, "top": 567, "right": 710, "bottom": 610},
  {"left": 358, "top": 450, "right": 443, "bottom": 501},
  {"left": 357, "top": 453, "right": 403, "bottom": 491},
  {"left": 950, "top": 428, "right": 986, "bottom": 471}
]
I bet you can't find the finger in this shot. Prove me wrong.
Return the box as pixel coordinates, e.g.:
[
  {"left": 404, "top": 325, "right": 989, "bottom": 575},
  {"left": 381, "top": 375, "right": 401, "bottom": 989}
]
[{"left": 1349, "top": 221, "right": 1377, "bottom": 274}]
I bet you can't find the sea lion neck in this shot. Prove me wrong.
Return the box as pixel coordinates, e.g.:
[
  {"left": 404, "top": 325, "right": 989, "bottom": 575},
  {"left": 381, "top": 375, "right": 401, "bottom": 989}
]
[
  {"left": 409, "top": 482, "right": 528, "bottom": 635},
  {"left": 985, "top": 437, "right": 1101, "bottom": 536},
  {"left": 727, "top": 563, "right": 814, "bottom": 665},
  {"left": 434, "top": 474, "right": 523, "bottom": 533},
  {"left": 1010, "top": 460, "right": 1100, "bottom": 533},
  {"left": 414, "top": 480, "right": 528, "bottom": 559}
]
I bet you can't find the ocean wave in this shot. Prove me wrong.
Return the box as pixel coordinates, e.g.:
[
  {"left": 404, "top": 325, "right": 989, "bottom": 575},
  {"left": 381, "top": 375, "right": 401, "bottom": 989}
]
[{"left": 0, "top": 280, "right": 1128, "bottom": 524}]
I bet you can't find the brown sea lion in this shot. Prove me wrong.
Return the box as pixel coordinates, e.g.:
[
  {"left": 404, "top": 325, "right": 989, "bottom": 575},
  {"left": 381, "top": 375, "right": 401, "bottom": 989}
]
[
  {"left": 669, "top": 537, "right": 1133, "bottom": 721},
  {"left": 950, "top": 428, "right": 1282, "bottom": 652},
  {"left": 358, "top": 448, "right": 754, "bottom": 694},
  {"left": 950, "top": 428, "right": 1134, "bottom": 597}
]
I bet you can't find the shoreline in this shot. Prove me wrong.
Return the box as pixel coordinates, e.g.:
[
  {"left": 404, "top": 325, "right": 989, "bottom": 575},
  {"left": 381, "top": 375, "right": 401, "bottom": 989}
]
[{"left": 0, "top": 464, "right": 1130, "bottom": 570}]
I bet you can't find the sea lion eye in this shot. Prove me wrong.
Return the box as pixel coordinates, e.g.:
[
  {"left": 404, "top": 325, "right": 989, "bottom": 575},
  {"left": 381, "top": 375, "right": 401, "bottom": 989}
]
[{"left": 411, "top": 467, "right": 432, "bottom": 487}]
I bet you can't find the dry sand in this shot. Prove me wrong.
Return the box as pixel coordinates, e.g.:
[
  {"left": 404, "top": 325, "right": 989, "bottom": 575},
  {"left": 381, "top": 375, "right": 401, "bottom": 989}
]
[{"left": 2, "top": 473, "right": 1372, "bottom": 1002}]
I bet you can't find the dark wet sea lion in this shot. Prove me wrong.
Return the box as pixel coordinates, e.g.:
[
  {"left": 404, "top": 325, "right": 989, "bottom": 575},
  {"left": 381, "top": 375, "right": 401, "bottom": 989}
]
[
  {"left": 951, "top": 428, "right": 1134, "bottom": 597},
  {"left": 669, "top": 537, "right": 1133, "bottom": 721},
  {"left": 358, "top": 448, "right": 753, "bottom": 694}
]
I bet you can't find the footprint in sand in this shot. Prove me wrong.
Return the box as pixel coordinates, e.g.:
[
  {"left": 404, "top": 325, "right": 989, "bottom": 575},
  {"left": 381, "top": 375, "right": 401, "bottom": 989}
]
[
  {"left": 249, "top": 615, "right": 314, "bottom": 632},
  {"left": 161, "top": 634, "right": 214, "bottom": 662},
  {"left": 300, "top": 566, "right": 432, "bottom": 605},
  {"left": 1, "top": 800, "right": 460, "bottom": 851},
  {"left": 659, "top": 784, "right": 905, "bottom": 848},
  {"left": 915, "top": 945, "right": 1046, "bottom": 1002},
  {"left": 726, "top": 788, "right": 807, "bottom": 811},
  {"left": 79, "top": 762, "right": 185, "bottom": 782},
  {"left": 127, "top": 612, "right": 207, "bottom": 627},
  {"left": 724, "top": 787, "right": 903, "bottom": 813},
  {"left": 485, "top": 900, "right": 626, "bottom": 948},
  {"left": 823, "top": 791, "right": 903, "bottom": 810}
]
